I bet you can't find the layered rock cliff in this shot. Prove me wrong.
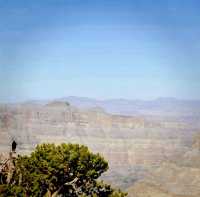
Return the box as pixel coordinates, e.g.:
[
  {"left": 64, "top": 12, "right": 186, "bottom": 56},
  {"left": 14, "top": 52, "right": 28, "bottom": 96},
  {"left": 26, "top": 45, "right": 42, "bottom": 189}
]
[
  {"left": 0, "top": 101, "right": 198, "bottom": 189},
  {"left": 128, "top": 133, "right": 200, "bottom": 197}
]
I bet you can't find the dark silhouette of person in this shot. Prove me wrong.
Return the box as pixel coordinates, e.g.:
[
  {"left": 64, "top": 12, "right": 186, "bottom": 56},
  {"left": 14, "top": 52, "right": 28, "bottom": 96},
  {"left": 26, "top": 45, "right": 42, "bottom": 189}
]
[{"left": 12, "top": 141, "right": 17, "bottom": 152}]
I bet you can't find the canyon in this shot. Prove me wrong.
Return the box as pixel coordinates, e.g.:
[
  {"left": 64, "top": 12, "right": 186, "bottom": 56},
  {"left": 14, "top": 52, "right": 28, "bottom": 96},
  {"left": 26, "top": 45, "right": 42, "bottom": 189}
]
[{"left": 0, "top": 97, "right": 200, "bottom": 196}]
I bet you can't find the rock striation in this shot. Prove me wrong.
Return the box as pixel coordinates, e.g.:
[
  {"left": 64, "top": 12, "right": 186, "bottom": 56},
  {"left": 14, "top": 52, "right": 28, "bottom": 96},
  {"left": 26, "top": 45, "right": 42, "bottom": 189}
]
[
  {"left": 0, "top": 101, "right": 199, "bottom": 189},
  {"left": 128, "top": 133, "right": 200, "bottom": 197}
]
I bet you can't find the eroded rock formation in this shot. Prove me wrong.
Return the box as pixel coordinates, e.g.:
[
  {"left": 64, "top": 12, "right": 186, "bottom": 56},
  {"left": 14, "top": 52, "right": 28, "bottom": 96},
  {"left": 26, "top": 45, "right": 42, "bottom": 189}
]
[{"left": 0, "top": 101, "right": 199, "bottom": 190}]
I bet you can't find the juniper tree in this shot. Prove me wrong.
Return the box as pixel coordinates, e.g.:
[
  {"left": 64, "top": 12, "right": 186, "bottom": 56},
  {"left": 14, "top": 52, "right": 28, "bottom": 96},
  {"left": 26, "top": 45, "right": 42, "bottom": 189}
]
[{"left": 0, "top": 143, "right": 127, "bottom": 197}]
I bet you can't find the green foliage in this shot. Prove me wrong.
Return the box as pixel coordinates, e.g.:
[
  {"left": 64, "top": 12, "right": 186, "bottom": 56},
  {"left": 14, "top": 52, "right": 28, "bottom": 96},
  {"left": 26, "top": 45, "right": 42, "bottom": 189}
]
[
  {"left": 109, "top": 190, "right": 128, "bottom": 197},
  {"left": 0, "top": 143, "right": 127, "bottom": 197}
]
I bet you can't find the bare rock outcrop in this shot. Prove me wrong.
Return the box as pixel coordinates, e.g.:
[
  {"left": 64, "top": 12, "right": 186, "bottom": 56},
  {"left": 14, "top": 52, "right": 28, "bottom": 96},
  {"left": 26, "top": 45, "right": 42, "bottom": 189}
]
[
  {"left": 128, "top": 181, "right": 194, "bottom": 197},
  {"left": 128, "top": 135, "right": 200, "bottom": 197}
]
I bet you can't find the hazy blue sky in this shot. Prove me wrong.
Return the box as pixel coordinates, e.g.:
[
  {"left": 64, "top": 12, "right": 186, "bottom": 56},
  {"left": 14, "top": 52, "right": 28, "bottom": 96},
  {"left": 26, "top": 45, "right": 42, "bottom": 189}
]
[{"left": 0, "top": 0, "right": 200, "bottom": 102}]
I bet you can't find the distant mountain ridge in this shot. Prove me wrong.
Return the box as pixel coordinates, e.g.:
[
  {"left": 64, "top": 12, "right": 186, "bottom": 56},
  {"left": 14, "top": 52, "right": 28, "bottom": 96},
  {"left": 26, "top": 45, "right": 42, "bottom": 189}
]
[
  {"left": 14, "top": 96, "right": 200, "bottom": 120},
  {"left": 42, "top": 96, "right": 200, "bottom": 118}
]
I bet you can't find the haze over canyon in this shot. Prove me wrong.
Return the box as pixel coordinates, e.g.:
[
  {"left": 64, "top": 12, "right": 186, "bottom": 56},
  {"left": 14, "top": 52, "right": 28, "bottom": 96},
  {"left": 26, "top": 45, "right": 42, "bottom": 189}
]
[{"left": 0, "top": 96, "right": 200, "bottom": 196}]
